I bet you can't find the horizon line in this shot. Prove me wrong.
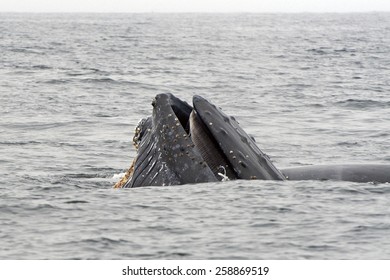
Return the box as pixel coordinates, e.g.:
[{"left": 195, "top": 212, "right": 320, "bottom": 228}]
[{"left": 1, "top": 10, "right": 389, "bottom": 14}]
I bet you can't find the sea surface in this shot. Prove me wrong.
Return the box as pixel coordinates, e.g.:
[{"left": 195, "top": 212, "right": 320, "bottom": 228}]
[{"left": 1, "top": 13, "right": 390, "bottom": 259}]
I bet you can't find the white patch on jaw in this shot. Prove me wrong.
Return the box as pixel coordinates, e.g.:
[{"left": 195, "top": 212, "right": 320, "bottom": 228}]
[{"left": 217, "top": 166, "right": 230, "bottom": 181}]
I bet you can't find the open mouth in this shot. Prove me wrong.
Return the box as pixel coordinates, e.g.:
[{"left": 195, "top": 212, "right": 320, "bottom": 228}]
[
  {"left": 189, "top": 100, "right": 237, "bottom": 180},
  {"left": 118, "top": 93, "right": 285, "bottom": 188}
]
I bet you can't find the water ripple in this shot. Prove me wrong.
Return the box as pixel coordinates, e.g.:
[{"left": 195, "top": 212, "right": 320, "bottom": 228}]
[{"left": 2, "top": 13, "right": 390, "bottom": 260}]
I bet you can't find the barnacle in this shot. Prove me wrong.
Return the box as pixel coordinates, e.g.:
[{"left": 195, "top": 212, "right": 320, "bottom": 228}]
[
  {"left": 113, "top": 122, "right": 143, "bottom": 188},
  {"left": 113, "top": 157, "right": 136, "bottom": 189}
]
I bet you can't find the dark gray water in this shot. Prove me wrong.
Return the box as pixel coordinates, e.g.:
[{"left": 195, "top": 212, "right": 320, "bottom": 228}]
[{"left": 1, "top": 13, "right": 390, "bottom": 259}]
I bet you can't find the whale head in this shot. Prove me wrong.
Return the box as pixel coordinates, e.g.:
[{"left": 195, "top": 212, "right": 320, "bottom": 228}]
[{"left": 119, "top": 93, "right": 285, "bottom": 188}]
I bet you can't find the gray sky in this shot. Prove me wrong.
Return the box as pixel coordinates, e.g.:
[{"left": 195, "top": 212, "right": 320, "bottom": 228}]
[{"left": 1, "top": 0, "right": 390, "bottom": 13}]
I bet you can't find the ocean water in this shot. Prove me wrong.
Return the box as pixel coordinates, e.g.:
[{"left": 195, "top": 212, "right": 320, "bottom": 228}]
[{"left": 1, "top": 13, "right": 390, "bottom": 259}]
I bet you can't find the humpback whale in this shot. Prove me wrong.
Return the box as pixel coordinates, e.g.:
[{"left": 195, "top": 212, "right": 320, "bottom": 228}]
[{"left": 115, "top": 93, "right": 390, "bottom": 188}]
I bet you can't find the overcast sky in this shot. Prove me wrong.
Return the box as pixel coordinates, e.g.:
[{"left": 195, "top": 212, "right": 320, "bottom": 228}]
[{"left": 1, "top": 0, "right": 390, "bottom": 13}]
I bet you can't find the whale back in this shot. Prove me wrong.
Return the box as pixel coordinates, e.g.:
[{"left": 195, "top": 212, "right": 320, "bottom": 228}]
[{"left": 281, "top": 164, "right": 390, "bottom": 183}]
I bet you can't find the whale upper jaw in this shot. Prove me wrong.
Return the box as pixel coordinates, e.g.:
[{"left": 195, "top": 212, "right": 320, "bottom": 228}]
[
  {"left": 192, "top": 95, "right": 285, "bottom": 181},
  {"left": 122, "top": 93, "right": 285, "bottom": 188}
]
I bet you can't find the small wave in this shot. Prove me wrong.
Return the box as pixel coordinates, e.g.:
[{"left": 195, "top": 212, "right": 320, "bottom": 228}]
[
  {"left": 25, "top": 203, "right": 59, "bottom": 211},
  {"left": 337, "top": 184, "right": 390, "bottom": 195},
  {"left": 251, "top": 222, "right": 280, "bottom": 228},
  {"left": 308, "top": 103, "right": 325, "bottom": 108},
  {"left": 334, "top": 48, "right": 357, "bottom": 53},
  {"left": 306, "top": 244, "right": 337, "bottom": 251},
  {"left": 80, "top": 237, "right": 131, "bottom": 245},
  {"left": 0, "top": 140, "right": 42, "bottom": 146},
  {"left": 44, "top": 77, "right": 120, "bottom": 84},
  {"left": 351, "top": 224, "right": 390, "bottom": 232},
  {"left": 66, "top": 72, "right": 90, "bottom": 77},
  {"left": 365, "top": 185, "right": 390, "bottom": 194},
  {"left": 66, "top": 68, "right": 108, "bottom": 77},
  {"left": 93, "top": 113, "right": 114, "bottom": 118},
  {"left": 64, "top": 200, "right": 89, "bottom": 204},
  {"left": 335, "top": 99, "right": 390, "bottom": 109},
  {"left": 81, "top": 77, "right": 117, "bottom": 83},
  {"left": 307, "top": 47, "right": 356, "bottom": 55},
  {"left": 307, "top": 48, "right": 329, "bottom": 55},
  {"left": 77, "top": 77, "right": 143, "bottom": 86},
  {"left": 337, "top": 141, "right": 362, "bottom": 147},
  {"left": 32, "top": 64, "right": 52, "bottom": 70},
  {"left": 159, "top": 252, "right": 191, "bottom": 258},
  {"left": 66, "top": 173, "right": 110, "bottom": 179},
  {"left": 164, "top": 55, "right": 185, "bottom": 61},
  {"left": 10, "top": 47, "right": 43, "bottom": 54},
  {"left": 44, "top": 78, "right": 71, "bottom": 84},
  {"left": 49, "top": 170, "right": 122, "bottom": 188}
]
